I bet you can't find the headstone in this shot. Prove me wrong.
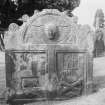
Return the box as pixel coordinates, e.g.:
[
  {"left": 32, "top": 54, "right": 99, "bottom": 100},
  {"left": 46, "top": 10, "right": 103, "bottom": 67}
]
[{"left": 4, "top": 9, "right": 93, "bottom": 103}]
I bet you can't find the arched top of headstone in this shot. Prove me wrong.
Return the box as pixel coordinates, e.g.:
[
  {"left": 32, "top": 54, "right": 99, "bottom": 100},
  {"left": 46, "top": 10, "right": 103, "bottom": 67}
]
[
  {"left": 5, "top": 9, "right": 94, "bottom": 53},
  {"left": 26, "top": 9, "right": 76, "bottom": 26}
]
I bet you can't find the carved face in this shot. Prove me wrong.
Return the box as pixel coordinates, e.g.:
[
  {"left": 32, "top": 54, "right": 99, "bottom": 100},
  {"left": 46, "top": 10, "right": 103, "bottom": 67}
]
[{"left": 44, "top": 23, "right": 59, "bottom": 40}]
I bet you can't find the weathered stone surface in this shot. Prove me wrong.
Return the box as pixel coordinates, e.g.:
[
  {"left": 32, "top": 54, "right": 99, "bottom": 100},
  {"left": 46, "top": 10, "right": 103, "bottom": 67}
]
[
  {"left": 4, "top": 9, "right": 94, "bottom": 52},
  {"left": 4, "top": 9, "right": 93, "bottom": 102},
  {"left": 0, "top": 52, "right": 6, "bottom": 98}
]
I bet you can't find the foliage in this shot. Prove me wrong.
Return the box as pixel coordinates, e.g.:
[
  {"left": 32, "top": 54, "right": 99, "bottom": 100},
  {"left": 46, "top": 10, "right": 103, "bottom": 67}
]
[
  {"left": 35, "top": 0, "right": 80, "bottom": 11},
  {"left": 0, "top": 0, "right": 80, "bottom": 28}
]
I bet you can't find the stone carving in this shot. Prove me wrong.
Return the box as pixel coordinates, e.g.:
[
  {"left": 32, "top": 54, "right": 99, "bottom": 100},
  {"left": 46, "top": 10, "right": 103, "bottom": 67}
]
[
  {"left": 21, "top": 14, "right": 30, "bottom": 22},
  {"left": 58, "top": 53, "right": 83, "bottom": 83},
  {"left": 8, "top": 23, "right": 19, "bottom": 32},
  {"left": 4, "top": 23, "right": 20, "bottom": 50},
  {"left": 6, "top": 51, "right": 47, "bottom": 91},
  {"left": 4, "top": 9, "right": 94, "bottom": 52},
  {"left": 34, "top": 10, "right": 39, "bottom": 15},
  {"left": 4, "top": 9, "right": 93, "bottom": 102},
  {"left": 44, "top": 23, "right": 59, "bottom": 40}
]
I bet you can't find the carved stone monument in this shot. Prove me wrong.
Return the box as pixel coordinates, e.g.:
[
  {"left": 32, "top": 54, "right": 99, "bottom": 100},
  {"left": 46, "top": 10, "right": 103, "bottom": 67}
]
[
  {"left": 4, "top": 9, "right": 94, "bottom": 104},
  {"left": 93, "top": 9, "right": 105, "bottom": 57}
]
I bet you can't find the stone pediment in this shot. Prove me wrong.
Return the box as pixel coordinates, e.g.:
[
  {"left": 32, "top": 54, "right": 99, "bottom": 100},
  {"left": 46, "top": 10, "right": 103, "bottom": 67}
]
[{"left": 4, "top": 9, "right": 94, "bottom": 52}]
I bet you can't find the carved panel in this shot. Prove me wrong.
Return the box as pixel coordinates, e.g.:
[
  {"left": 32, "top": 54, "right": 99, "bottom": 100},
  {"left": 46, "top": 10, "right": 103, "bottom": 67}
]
[
  {"left": 5, "top": 51, "right": 48, "bottom": 91},
  {"left": 56, "top": 51, "right": 86, "bottom": 97},
  {"left": 57, "top": 52, "right": 85, "bottom": 81},
  {"left": 4, "top": 9, "right": 93, "bottom": 102}
]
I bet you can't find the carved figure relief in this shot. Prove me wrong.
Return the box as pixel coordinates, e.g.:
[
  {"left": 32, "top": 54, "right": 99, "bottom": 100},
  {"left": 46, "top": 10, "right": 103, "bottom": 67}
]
[
  {"left": 57, "top": 53, "right": 83, "bottom": 84},
  {"left": 44, "top": 23, "right": 59, "bottom": 40},
  {"left": 6, "top": 52, "right": 48, "bottom": 91}
]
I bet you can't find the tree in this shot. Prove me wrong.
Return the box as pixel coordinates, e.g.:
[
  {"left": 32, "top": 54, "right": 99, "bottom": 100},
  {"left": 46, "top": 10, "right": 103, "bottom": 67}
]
[
  {"left": 0, "top": 0, "right": 80, "bottom": 28},
  {"left": 41, "top": 0, "right": 80, "bottom": 12}
]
